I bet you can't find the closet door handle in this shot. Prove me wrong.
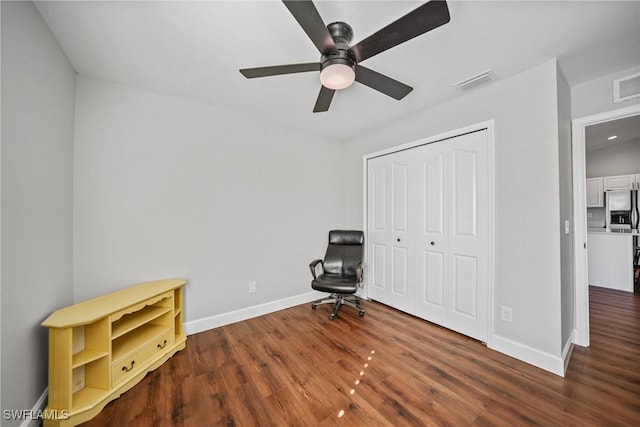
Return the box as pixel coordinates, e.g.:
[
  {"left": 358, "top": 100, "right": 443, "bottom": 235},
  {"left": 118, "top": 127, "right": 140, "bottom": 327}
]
[
  {"left": 430, "top": 241, "right": 435, "bottom": 246},
  {"left": 397, "top": 238, "right": 401, "bottom": 242}
]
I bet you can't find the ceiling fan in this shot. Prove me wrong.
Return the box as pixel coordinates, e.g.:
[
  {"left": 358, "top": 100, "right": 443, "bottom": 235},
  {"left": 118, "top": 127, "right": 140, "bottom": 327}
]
[{"left": 239, "top": 0, "right": 450, "bottom": 113}]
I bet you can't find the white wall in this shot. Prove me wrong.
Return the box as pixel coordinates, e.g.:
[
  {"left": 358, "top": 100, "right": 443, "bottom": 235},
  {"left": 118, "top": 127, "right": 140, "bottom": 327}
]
[
  {"left": 556, "top": 64, "right": 574, "bottom": 352},
  {"left": 586, "top": 138, "right": 640, "bottom": 177},
  {"left": 73, "top": 76, "right": 345, "bottom": 325},
  {"left": 345, "top": 59, "right": 566, "bottom": 373},
  {"left": 1, "top": 1, "right": 75, "bottom": 423},
  {"left": 572, "top": 66, "right": 640, "bottom": 119}
]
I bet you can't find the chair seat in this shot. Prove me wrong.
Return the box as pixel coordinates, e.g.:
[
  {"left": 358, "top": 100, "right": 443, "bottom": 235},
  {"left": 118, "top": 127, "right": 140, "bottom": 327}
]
[{"left": 312, "top": 273, "right": 358, "bottom": 294}]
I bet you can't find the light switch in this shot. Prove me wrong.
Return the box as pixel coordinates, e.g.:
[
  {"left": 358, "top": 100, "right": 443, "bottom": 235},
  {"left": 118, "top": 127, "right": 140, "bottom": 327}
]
[{"left": 564, "top": 220, "right": 570, "bottom": 234}]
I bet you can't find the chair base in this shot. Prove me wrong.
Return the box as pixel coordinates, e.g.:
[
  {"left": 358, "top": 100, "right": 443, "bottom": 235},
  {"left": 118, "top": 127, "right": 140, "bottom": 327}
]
[{"left": 311, "top": 293, "right": 365, "bottom": 320}]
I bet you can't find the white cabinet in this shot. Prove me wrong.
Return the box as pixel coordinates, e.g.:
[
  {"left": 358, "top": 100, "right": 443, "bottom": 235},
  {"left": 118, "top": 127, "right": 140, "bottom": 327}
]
[
  {"left": 604, "top": 174, "right": 636, "bottom": 191},
  {"left": 587, "top": 232, "right": 633, "bottom": 292},
  {"left": 586, "top": 177, "right": 604, "bottom": 207}
]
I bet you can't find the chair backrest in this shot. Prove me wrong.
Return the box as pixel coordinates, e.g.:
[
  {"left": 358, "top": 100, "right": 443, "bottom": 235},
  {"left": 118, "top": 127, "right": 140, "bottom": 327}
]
[{"left": 323, "top": 230, "right": 364, "bottom": 276}]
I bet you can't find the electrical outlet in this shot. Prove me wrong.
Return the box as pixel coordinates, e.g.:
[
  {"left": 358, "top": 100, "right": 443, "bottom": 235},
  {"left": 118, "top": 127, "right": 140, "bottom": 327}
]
[
  {"left": 587, "top": 212, "right": 593, "bottom": 218},
  {"left": 249, "top": 281, "right": 257, "bottom": 293},
  {"left": 501, "top": 306, "right": 513, "bottom": 322}
]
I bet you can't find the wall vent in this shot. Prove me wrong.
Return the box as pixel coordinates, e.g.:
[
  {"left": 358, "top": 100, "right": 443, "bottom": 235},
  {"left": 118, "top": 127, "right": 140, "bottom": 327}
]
[
  {"left": 613, "top": 72, "right": 640, "bottom": 103},
  {"left": 453, "top": 69, "right": 496, "bottom": 90}
]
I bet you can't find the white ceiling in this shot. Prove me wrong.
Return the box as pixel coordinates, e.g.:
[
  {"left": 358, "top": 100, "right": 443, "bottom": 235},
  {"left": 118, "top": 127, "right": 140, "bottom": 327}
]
[
  {"left": 585, "top": 114, "right": 640, "bottom": 152},
  {"left": 34, "top": 1, "right": 640, "bottom": 141}
]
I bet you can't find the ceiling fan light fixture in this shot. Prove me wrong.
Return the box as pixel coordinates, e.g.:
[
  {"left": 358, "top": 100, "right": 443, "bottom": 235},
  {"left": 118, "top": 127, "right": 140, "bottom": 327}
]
[{"left": 320, "top": 61, "right": 355, "bottom": 90}]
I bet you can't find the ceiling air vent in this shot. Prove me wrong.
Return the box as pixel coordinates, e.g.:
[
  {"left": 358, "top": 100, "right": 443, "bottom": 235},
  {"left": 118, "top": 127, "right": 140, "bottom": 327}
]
[
  {"left": 454, "top": 69, "right": 496, "bottom": 90},
  {"left": 613, "top": 72, "right": 640, "bottom": 103}
]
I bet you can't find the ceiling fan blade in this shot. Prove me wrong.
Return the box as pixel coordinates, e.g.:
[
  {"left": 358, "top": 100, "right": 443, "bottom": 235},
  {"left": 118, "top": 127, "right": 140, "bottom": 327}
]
[
  {"left": 240, "top": 62, "right": 321, "bottom": 79},
  {"left": 313, "top": 86, "right": 335, "bottom": 112},
  {"left": 349, "top": 0, "right": 450, "bottom": 63},
  {"left": 282, "top": 1, "right": 336, "bottom": 54},
  {"left": 355, "top": 65, "right": 413, "bottom": 100}
]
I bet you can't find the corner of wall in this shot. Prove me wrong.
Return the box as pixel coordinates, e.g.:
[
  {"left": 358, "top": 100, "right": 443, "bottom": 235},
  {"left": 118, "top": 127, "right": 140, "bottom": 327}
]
[
  {"left": 555, "top": 61, "right": 575, "bottom": 352},
  {"left": 490, "top": 335, "right": 566, "bottom": 377}
]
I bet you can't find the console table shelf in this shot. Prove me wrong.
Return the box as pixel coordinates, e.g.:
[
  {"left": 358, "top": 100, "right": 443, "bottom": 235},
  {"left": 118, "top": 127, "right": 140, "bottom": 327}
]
[
  {"left": 41, "top": 279, "right": 186, "bottom": 427},
  {"left": 71, "top": 388, "right": 109, "bottom": 413},
  {"left": 71, "top": 350, "right": 109, "bottom": 368},
  {"left": 112, "top": 305, "right": 172, "bottom": 339}
]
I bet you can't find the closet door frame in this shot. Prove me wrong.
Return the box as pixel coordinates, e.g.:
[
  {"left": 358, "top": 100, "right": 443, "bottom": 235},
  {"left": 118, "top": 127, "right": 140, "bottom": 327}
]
[{"left": 362, "top": 120, "right": 496, "bottom": 346}]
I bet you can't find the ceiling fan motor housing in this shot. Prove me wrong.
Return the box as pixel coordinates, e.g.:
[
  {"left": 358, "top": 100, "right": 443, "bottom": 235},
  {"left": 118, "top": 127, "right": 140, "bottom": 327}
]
[
  {"left": 321, "top": 21, "right": 355, "bottom": 70},
  {"left": 327, "top": 21, "right": 354, "bottom": 45}
]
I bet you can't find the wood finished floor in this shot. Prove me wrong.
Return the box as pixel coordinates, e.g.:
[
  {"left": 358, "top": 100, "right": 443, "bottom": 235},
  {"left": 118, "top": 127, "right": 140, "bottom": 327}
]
[{"left": 82, "top": 286, "right": 640, "bottom": 426}]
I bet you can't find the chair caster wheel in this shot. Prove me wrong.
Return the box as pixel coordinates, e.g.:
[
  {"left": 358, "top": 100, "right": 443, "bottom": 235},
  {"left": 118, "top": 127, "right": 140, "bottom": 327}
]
[
  {"left": 328, "top": 315, "right": 335, "bottom": 320},
  {"left": 355, "top": 299, "right": 361, "bottom": 304},
  {"left": 359, "top": 310, "right": 365, "bottom": 317},
  {"left": 311, "top": 304, "right": 317, "bottom": 309}
]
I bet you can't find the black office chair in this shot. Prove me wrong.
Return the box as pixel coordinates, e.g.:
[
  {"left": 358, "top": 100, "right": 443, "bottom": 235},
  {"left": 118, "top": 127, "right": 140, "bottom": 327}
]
[{"left": 309, "top": 230, "right": 365, "bottom": 320}]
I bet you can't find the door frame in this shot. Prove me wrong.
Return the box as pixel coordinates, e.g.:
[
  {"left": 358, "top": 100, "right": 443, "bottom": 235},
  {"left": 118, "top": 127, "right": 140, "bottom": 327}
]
[
  {"left": 361, "top": 120, "right": 496, "bottom": 345},
  {"left": 572, "top": 104, "right": 640, "bottom": 347}
]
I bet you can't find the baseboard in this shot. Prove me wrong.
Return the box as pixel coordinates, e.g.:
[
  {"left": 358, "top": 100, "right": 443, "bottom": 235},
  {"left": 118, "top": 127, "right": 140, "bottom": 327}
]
[
  {"left": 562, "top": 329, "right": 576, "bottom": 374},
  {"left": 490, "top": 335, "right": 566, "bottom": 377},
  {"left": 17, "top": 387, "right": 48, "bottom": 427},
  {"left": 184, "top": 290, "right": 325, "bottom": 336}
]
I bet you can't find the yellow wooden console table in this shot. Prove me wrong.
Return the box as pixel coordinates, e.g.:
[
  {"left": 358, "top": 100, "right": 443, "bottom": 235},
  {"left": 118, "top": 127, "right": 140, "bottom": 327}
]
[{"left": 41, "top": 279, "right": 186, "bottom": 426}]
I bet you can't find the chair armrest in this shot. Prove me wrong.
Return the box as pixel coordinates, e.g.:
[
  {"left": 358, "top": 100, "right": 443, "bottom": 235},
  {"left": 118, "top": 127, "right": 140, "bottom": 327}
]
[
  {"left": 309, "top": 259, "right": 324, "bottom": 279},
  {"left": 356, "top": 261, "right": 365, "bottom": 284}
]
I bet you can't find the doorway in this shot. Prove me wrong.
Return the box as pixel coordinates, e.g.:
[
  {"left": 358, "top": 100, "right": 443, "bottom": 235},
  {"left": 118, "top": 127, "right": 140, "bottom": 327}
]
[{"left": 572, "top": 104, "right": 640, "bottom": 347}]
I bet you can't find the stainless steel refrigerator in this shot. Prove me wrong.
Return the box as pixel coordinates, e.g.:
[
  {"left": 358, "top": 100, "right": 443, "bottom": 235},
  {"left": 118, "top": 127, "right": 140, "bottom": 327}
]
[{"left": 606, "top": 189, "right": 639, "bottom": 230}]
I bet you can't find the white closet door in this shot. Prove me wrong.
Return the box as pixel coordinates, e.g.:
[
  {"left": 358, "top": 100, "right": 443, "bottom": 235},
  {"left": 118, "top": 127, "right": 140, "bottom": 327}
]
[
  {"left": 414, "top": 144, "right": 449, "bottom": 326},
  {"left": 367, "top": 129, "right": 489, "bottom": 342},
  {"left": 367, "top": 151, "right": 415, "bottom": 313},
  {"left": 445, "top": 131, "right": 488, "bottom": 341}
]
